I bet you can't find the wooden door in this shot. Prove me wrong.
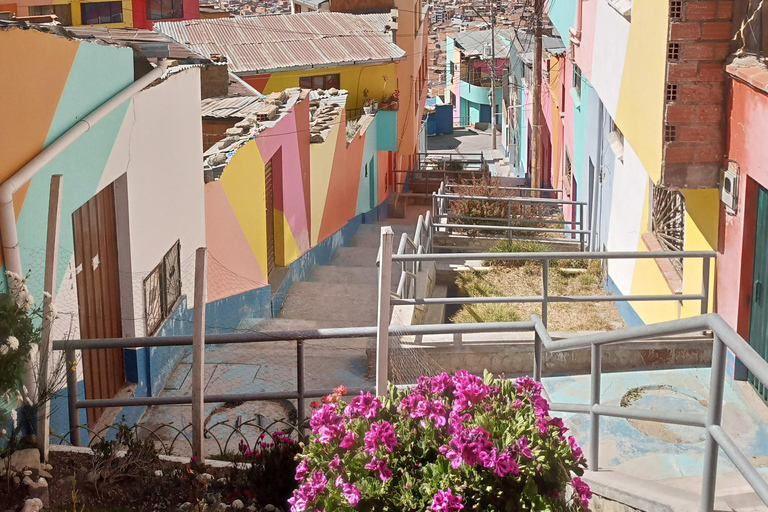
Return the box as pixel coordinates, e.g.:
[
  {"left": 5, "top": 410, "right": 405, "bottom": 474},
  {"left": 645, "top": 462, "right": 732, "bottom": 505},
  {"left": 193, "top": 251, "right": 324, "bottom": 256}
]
[
  {"left": 749, "top": 186, "right": 768, "bottom": 401},
  {"left": 72, "top": 183, "right": 124, "bottom": 425},
  {"left": 265, "top": 158, "right": 275, "bottom": 274}
]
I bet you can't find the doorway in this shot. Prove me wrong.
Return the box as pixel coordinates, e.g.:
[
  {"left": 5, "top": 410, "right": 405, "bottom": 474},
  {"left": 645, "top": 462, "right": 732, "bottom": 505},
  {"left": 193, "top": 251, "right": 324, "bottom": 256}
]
[
  {"left": 72, "top": 183, "right": 125, "bottom": 425},
  {"left": 749, "top": 186, "right": 768, "bottom": 400}
]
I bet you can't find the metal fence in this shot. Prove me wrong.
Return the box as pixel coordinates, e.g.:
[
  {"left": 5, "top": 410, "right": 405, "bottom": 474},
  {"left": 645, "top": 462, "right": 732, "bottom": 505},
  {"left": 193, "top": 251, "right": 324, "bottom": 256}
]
[
  {"left": 374, "top": 230, "right": 766, "bottom": 511},
  {"left": 432, "top": 182, "right": 591, "bottom": 249},
  {"left": 393, "top": 153, "right": 488, "bottom": 195}
]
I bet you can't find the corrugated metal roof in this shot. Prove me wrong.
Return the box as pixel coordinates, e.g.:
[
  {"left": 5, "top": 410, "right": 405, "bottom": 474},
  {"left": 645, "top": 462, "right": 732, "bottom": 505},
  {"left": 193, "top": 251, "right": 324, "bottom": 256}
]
[
  {"left": 452, "top": 30, "right": 512, "bottom": 58},
  {"left": 201, "top": 95, "right": 267, "bottom": 117},
  {"left": 155, "top": 13, "right": 404, "bottom": 74},
  {"left": 66, "top": 26, "right": 205, "bottom": 61}
]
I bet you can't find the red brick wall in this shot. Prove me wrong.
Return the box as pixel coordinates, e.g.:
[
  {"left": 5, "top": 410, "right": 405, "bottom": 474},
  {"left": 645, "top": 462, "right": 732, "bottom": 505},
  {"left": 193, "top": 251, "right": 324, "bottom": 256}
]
[
  {"left": 662, "top": 0, "right": 733, "bottom": 188},
  {"left": 329, "top": 0, "right": 394, "bottom": 12},
  {"left": 202, "top": 119, "right": 237, "bottom": 152}
]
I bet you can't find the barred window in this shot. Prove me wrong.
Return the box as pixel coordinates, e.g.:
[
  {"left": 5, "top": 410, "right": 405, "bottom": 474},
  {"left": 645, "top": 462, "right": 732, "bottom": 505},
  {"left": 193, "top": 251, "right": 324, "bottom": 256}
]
[
  {"left": 651, "top": 185, "right": 686, "bottom": 271},
  {"left": 143, "top": 241, "right": 181, "bottom": 335}
]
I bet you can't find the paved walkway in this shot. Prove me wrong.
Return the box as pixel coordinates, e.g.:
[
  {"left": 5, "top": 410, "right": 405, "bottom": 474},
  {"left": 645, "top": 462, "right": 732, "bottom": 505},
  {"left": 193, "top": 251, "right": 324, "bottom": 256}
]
[
  {"left": 544, "top": 368, "right": 768, "bottom": 510},
  {"left": 428, "top": 127, "right": 515, "bottom": 177}
]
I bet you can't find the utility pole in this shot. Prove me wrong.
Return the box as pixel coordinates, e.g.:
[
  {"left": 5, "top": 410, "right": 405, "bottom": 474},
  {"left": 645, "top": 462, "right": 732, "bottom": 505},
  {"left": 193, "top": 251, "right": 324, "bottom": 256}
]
[
  {"left": 530, "top": 0, "right": 543, "bottom": 195},
  {"left": 489, "top": 0, "right": 497, "bottom": 149}
]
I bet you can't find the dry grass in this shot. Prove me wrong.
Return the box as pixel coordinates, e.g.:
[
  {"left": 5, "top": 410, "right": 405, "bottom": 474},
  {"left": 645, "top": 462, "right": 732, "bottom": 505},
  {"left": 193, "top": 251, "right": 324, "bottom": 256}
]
[{"left": 449, "top": 260, "right": 626, "bottom": 331}]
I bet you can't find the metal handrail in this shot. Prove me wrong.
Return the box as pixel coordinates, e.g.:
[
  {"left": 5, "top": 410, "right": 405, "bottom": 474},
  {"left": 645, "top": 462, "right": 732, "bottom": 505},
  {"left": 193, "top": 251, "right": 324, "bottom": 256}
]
[{"left": 393, "top": 210, "right": 433, "bottom": 299}]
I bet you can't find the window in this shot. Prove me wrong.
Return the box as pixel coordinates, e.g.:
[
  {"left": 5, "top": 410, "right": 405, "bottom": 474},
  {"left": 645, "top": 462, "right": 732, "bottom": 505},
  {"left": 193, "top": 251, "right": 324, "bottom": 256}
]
[
  {"left": 147, "top": 0, "right": 183, "bottom": 20},
  {"left": 607, "top": 120, "right": 625, "bottom": 162},
  {"left": 143, "top": 241, "right": 181, "bottom": 335},
  {"left": 651, "top": 185, "right": 686, "bottom": 271},
  {"left": 295, "top": 3, "right": 301, "bottom": 12},
  {"left": 665, "top": 83, "right": 677, "bottom": 102},
  {"left": 29, "top": 4, "right": 72, "bottom": 24},
  {"left": 573, "top": 65, "right": 582, "bottom": 98},
  {"left": 564, "top": 151, "right": 572, "bottom": 195},
  {"left": 731, "top": 0, "right": 768, "bottom": 58},
  {"left": 80, "top": 1, "right": 123, "bottom": 24},
  {"left": 449, "top": 61, "right": 455, "bottom": 78},
  {"left": 299, "top": 73, "right": 340, "bottom": 90}
]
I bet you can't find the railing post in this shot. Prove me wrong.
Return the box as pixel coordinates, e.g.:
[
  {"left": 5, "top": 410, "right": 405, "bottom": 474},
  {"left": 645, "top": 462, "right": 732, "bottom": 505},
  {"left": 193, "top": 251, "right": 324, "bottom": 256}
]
[
  {"left": 533, "top": 331, "right": 542, "bottom": 382},
  {"left": 376, "top": 227, "right": 394, "bottom": 397},
  {"left": 579, "top": 204, "right": 585, "bottom": 252},
  {"left": 701, "top": 334, "right": 725, "bottom": 512},
  {"left": 39, "top": 174, "right": 63, "bottom": 461},
  {"left": 192, "top": 247, "right": 208, "bottom": 461},
  {"left": 453, "top": 332, "right": 463, "bottom": 348},
  {"left": 65, "top": 346, "right": 80, "bottom": 446},
  {"left": 701, "top": 256, "right": 711, "bottom": 315},
  {"left": 542, "top": 259, "right": 549, "bottom": 327},
  {"left": 589, "top": 343, "right": 601, "bottom": 472},
  {"left": 507, "top": 199, "right": 513, "bottom": 241},
  {"left": 297, "top": 339, "right": 306, "bottom": 436}
]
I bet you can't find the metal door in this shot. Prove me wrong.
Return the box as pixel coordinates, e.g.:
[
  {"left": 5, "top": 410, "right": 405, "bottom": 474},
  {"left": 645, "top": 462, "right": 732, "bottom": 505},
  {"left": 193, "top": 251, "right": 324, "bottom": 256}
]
[
  {"left": 72, "top": 183, "right": 124, "bottom": 425},
  {"left": 749, "top": 186, "right": 768, "bottom": 400},
  {"left": 265, "top": 158, "right": 275, "bottom": 274}
]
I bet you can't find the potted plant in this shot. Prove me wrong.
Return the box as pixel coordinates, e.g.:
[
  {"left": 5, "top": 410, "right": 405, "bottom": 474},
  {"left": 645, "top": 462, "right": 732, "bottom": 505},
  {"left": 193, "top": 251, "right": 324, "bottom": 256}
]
[
  {"left": 290, "top": 371, "right": 591, "bottom": 512},
  {"left": 388, "top": 89, "right": 400, "bottom": 110},
  {"left": 362, "top": 88, "right": 373, "bottom": 115}
]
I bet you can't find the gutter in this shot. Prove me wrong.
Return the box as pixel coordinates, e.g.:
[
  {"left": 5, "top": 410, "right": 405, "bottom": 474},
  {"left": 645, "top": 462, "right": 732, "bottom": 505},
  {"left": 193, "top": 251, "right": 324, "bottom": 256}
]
[{"left": 0, "top": 61, "right": 168, "bottom": 279}]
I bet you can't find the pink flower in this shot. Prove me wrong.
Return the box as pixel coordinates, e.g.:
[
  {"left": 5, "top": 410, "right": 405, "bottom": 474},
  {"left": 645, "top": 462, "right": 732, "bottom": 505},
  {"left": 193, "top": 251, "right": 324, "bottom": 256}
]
[
  {"left": 310, "top": 403, "right": 345, "bottom": 444},
  {"left": 364, "top": 421, "right": 398, "bottom": 454},
  {"left": 452, "top": 370, "right": 490, "bottom": 411},
  {"left": 344, "top": 391, "right": 382, "bottom": 419},
  {"left": 568, "top": 435, "right": 584, "bottom": 462},
  {"left": 295, "top": 458, "right": 309, "bottom": 481},
  {"left": 340, "top": 431, "right": 358, "bottom": 449},
  {"left": 431, "top": 489, "right": 464, "bottom": 512},
  {"left": 335, "top": 475, "right": 344, "bottom": 487},
  {"left": 364, "top": 456, "right": 393, "bottom": 481},
  {"left": 517, "top": 436, "right": 533, "bottom": 459},
  {"left": 328, "top": 454, "right": 341, "bottom": 470},
  {"left": 342, "top": 483, "right": 361, "bottom": 506},
  {"left": 430, "top": 372, "right": 455, "bottom": 394},
  {"left": 572, "top": 477, "right": 592, "bottom": 509},
  {"left": 494, "top": 450, "right": 519, "bottom": 477}
]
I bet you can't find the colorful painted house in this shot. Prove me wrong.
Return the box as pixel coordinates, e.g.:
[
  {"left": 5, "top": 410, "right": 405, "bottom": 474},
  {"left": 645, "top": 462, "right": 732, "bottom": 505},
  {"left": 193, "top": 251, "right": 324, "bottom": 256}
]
[
  {"left": 10, "top": 0, "right": 198, "bottom": 28},
  {"left": 509, "top": 0, "right": 731, "bottom": 331},
  {"left": 444, "top": 30, "right": 510, "bottom": 127}
]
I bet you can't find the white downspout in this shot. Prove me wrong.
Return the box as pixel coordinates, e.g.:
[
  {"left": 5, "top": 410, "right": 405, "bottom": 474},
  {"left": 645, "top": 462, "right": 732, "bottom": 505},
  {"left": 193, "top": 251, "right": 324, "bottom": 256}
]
[{"left": 0, "top": 61, "right": 168, "bottom": 279}]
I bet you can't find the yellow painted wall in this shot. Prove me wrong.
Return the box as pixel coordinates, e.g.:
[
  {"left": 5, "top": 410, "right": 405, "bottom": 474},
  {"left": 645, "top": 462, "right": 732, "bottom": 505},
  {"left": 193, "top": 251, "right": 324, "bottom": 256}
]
[
  {"left": 256, "top": 62, "right": 398, "bottom": 112},
  {"left": 628, "top": 183, "right": 717, "bottom": 323},
  {"left": 276, "top": 211, "right": 301, "bottom": 266},
  {"left": 614, "top": 0, "right": 667, "bottom": 184},
  {"left": 309, "top": 119, "right": 341, "bottom": 246},
  {"left": 219, "top": 140, "right": 268, "bottom": 279},
  {"left": 548, "top": 55, "right": 562, "bottom": 189}
]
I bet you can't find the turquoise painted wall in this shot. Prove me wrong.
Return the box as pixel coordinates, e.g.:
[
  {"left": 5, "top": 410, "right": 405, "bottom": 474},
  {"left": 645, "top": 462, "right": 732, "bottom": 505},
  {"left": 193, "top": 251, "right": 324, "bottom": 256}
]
[
  {"left": 15, "top": 42, "right": 134, "bottom": 299},
  {"left": 547, "top": 0, "right": 576, "bottom": 50},
  {"left": 375, "top": 110, "right": 397, "bottom": 151},
  {"left": 356, "top": 114, "right": 380, "bottom": 215},
  {"left": 573, "top": 74, "right": 591, "bottom": 208}
]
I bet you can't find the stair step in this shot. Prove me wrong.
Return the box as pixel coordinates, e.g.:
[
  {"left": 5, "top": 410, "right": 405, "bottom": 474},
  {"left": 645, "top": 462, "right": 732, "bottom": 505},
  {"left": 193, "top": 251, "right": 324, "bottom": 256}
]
[
  {"left": 310, "top": 266, "right": 378, "bottom": 284},
  {"left": 330, "top": 247, "right": 381, "bottom": 267},
  {"left": 278, "top": 282, "right": 378, "bottom": 325}
]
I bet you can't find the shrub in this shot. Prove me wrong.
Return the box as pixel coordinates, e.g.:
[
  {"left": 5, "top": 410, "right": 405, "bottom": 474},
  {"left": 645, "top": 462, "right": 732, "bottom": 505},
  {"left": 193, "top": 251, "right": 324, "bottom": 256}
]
[
  {"left": 483, "top": 240, "right": 549, "bottom": 268},
  {"left": 291, "top": 371, "right": 590, "bottom": 512},
  {"left": 91, "top": 419, "right": 159, "bottom": 491},
  {"left": 230, "top": 430, "right": 302, "bottom": 506}
]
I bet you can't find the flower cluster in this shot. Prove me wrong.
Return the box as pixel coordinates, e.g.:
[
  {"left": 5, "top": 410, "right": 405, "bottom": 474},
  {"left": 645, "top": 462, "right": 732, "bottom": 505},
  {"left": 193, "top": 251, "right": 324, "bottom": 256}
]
[{"left": 290, "top": 371, "right": 589, "bottom": 512}]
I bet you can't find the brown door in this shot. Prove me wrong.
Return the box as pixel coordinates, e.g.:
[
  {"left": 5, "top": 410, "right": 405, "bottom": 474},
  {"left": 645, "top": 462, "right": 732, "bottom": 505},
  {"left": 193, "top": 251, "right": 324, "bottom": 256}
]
[
  {"left": 265, "top": 158, "right": 275, "bottom": 274},
  {"left": 72, "top": 183, "right": 125, "bottom": 425}
]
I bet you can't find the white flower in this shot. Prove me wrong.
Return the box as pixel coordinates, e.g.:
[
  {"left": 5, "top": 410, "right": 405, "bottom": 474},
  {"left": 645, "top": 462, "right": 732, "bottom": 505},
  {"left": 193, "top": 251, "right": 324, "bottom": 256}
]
[
  {"left": 43, "top": 291, "right": 52, "bottom": 299},
  {"left": 0, "top": 344, "right": 7, "bottom": 356},
  {"left": 0, "top": 429, "right": 6, "bottom": 436},
  {"left": 25, "top": 396, "right": 33, "bottom": 406},
  {"left": 28, "top": 344, "right": 38, "bottom": 358},
  {"left": 7, "top": 336, "right": 18, "bottom": 351},
  {"left": 10, "top": 409, "right": 16, "bottom": 427},
  {"left": 22, "top": 385, "right": 28, "bottom": 395}
]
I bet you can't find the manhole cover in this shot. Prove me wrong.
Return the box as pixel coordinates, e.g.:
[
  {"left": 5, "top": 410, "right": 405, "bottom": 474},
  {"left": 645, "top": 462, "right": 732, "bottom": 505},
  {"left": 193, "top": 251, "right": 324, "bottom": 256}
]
[{"left": 621, "top": 386, "right": 707, "bottom": 444}]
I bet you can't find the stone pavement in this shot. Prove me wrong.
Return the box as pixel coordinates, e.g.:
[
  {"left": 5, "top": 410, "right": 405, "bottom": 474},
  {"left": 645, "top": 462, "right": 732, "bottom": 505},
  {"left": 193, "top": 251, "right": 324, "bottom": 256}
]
[
  {"left": 544, "top": 368, "right": 768, "bottom": 510},
  {"left": 139, "top": 211, "right": 426, "bottom": 456},
  {"left": 427, "top": 126, "right": 514, "bottom": 177}
]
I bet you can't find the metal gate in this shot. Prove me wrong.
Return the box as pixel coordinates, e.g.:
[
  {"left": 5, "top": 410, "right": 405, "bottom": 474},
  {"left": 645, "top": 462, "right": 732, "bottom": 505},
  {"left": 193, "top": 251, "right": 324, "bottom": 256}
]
[
  {"left": 749, "top": 186, "right": 768, "bottom": 401},
  {"left": 72, "top": 183, "right": 125, "bottom": 425}
]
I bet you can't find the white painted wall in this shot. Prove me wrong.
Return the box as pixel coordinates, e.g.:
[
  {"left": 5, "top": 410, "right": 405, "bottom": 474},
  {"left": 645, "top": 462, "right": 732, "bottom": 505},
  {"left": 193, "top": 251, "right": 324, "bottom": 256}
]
[
  {"left": 589, "top": 0, "right": 630, "bottom": 120},
  {"left": 100, "top": 68, "right": 206, "bottom": 337},
  {"left": 605, "top": 139, "right": 647, "bottom": 294}
]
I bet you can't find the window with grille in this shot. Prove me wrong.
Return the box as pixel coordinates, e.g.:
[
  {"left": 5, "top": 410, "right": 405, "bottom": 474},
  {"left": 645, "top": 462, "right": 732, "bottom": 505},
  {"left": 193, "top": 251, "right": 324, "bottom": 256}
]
[
  {"left": 147, "top": 0, "right": 183, "bottom": 20},
  {"left": 573, "top": 64, "right": 582, "bottom": 99},
  {"left": 143, "top": 241, "right": 182, "bottom": 335},
  {"left": 651, "top": 185, "right": 686, "bottom": 271},
  {"left": 564, "top": 151, "right": 572, "bottom": 195}
]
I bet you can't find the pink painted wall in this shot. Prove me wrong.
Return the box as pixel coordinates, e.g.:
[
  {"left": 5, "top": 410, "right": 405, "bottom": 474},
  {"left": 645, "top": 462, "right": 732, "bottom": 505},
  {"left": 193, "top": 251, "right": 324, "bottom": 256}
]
[
  {"left": 718, "top": 78, "right": 768, "bottom": 342},
  {"left": 574, "top": 0, "right": 596, "bottom": 81}
]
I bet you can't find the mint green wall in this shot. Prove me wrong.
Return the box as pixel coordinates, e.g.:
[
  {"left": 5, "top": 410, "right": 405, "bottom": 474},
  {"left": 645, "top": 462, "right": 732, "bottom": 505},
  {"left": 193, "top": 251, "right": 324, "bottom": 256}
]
[
  {"left": 15, "top": 41, "right": 134, "bottom": 297},
  {"left": 375, "top": 110, "right": 397, "bottom": 151},
  {"left": 547, "top": 0, "right": 576, "bottom": 51},
  {"left": 356, "top": 113, "right": 380, "bottom": 215}
]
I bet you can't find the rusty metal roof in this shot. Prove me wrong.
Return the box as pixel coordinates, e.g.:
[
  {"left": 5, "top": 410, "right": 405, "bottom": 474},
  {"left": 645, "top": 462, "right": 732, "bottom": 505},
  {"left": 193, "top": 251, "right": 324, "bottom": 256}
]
[{"left": 154, "top": 12, "right": 404, "bottom": 74}]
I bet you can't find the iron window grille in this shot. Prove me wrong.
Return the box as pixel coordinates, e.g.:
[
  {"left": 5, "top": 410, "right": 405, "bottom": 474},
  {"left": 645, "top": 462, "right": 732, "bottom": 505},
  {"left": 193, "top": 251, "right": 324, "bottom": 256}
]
[
  {"left": 651, "top": 185, "right": 686, "bottom": 271},
  {"left": 143, "top": 240, "right": 182, "bottom": 335},
  {"left": 80, "top": 1, "right": 123, "bottom": 24}
]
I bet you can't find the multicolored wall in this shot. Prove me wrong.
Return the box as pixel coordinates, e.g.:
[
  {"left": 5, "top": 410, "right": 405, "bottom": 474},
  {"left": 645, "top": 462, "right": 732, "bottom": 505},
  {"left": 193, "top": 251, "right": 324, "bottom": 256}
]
[
  {"left": 205, "top": 91, "right": 397, "bottom": 312},
  {"left": 516, "top": 0, "right": 720, "bottom": 327}
]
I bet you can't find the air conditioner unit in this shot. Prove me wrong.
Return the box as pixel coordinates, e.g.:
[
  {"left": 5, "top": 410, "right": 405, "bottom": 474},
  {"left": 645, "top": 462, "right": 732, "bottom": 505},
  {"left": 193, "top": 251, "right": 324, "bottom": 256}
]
[
  {"left": 482, "top": 43, "right": 493, "bottom": 60},
  {"left": 720, "top": 161, "right": 739, "bottom": 213}
]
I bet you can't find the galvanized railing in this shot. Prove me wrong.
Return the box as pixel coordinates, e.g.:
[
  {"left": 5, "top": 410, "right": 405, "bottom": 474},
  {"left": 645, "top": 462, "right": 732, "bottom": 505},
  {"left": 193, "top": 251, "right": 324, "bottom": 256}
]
[
  {"left": 388, "top": 249, "right": 714, "bottom": 328},
  {"left": 374, "top": 230, "right": 765, "bottom": 511},
  {"left": 393, "top": 153, "right": 488, "bottom": 195},
  {"left": 432, "top": 181, "right": 590, "bottom": 249},
  {"left": 393, "top": 210, "right": 433, "bottom": 299}
]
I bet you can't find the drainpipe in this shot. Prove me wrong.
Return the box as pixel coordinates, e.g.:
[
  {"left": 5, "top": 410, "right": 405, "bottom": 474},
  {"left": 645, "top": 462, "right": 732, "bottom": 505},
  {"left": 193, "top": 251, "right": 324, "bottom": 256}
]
[{"left": 0, "top": 61, "right": 168, "bottom": 280}]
